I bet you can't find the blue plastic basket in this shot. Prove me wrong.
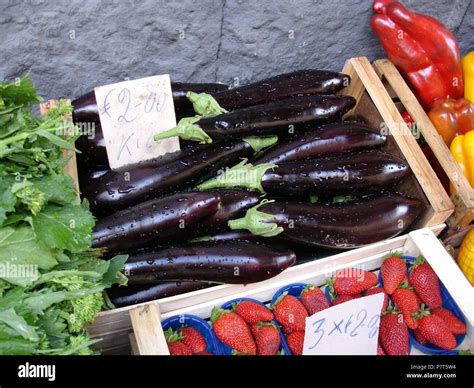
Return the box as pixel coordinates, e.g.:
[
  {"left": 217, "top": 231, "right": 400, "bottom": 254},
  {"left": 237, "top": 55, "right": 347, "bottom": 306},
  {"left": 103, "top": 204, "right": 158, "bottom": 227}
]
[
  {"left": 379, "top": 256, "right": 466, "bottom": 355},
  {"left": 162, "top": 314, "right": 221, "bottom": 355},
  {"left": 216, "top": 297, "right": 290, "bottom": 355}
]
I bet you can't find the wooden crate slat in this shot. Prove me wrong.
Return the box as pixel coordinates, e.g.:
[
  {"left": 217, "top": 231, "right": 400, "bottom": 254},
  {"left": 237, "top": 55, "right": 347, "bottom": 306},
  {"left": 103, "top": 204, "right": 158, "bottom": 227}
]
[
  {"left": 346, "top": 58, "right": 454, "bottom": 227},
  {"left": 372, "top": 59, "right": 474, "bottom": 232}
]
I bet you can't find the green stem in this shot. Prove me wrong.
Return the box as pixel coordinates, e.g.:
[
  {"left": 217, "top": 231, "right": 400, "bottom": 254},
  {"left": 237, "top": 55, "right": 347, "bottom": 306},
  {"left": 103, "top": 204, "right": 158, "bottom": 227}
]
[
  {"left": 243, "top": 135, "right": 278, "bottom": 152},
  {"left": 0, "top": 125, "right": 62, "bottom": 148},
  {"left": 153, "top": 116, "right": 212, "bottom": 144},
  {"left": 227, "top": 199, "right": 283, "bottom": 237},
  {"left": 197, "top": 160, "right": 276, "bottom": 192},
  {"left": 187, "top": 91, "right": 228, "bottom": 117}
]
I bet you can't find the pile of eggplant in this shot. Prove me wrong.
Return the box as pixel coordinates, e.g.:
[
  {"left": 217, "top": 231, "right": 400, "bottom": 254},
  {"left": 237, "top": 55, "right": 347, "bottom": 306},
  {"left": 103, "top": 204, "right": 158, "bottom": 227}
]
[{"left": 72, "top": 69, "right": 423, "bottom": 308}]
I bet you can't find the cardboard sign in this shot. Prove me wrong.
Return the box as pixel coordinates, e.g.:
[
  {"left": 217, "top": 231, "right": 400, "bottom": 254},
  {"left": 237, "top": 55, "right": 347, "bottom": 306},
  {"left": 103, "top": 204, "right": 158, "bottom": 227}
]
[
  {"left": 94, "top": 75, "right": 180, "bottom": 170},
  {"left": 303, "top": 293, "right": 384, "bottom": 355}
]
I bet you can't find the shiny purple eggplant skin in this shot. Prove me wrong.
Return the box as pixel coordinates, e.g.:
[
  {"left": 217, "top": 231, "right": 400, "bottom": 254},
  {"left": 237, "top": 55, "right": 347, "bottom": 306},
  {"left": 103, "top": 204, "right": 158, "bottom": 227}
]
[
  {"left": 75, "top": 122, "right": 108, "bottom": 169},
  {"left": 82, "top": 139, "right": 256, "bottom": 217},
  {"left": 209, "top": 70, "right": 350, "bottom": 111},
  {"left": 256, "top": 193, "right": 423, "bottom": 249},
  {"left": 78, "top": 166, "right": 109, "bottom": 188},
  {"left": 252, "top": 122, "right": 387, "bottom": 165},
  {"left": 92, "top": 192, "right": 221, "bottom": 253},
  {"left": 193, "top": 230, "right": 264, "bottom": 243},
  {"left": 190, "top": 190, "right": 262, "bottom": 237},
  {"left": 71, "top": 82, "right": 228, "bottom": 124},
  {"left": 191, "top": 94, "right": 356, "bottom": 140},
  {"left": 107, "top": 281, "right": 214, "bottom": 308},
  {"left": 260, "top": 150, "right": 410, "bottom": 196},
  {"left": 123, "top": 241, "right": 297, "bottom": 285}
]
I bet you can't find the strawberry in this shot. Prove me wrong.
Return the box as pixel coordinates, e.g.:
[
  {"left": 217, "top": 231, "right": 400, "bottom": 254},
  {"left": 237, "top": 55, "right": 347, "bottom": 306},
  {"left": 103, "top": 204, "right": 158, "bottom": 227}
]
[
  {"left": 272, "top": 293, "right": 308, "bottom": 332},
  {"left": 413, "top": 328, "right": 428, "bottom": 345},
  {"left": 377, "top": 343, "right": 386, "bottom": 356},
  {"left": 417, "top": 309, "right": 457, "bottom": 350},
  {"left": 300, "top": 284, "right": 329, "bottom": 315},
  {"left": 234, "top": 300, "right": 274, "bottom": 324},
  {"left": 168, "top": 341, "right": 193, "bottom": 355},
  {"left": 381, "top": 255, "right": 407, "bottom": 294},
  {"left": 409, "top": 257, "right": 442, "bottom": 309},
  {"left": 251, "top": 322, "right": 281, "bottom": 355},
  {"left": 195, "top": 351, "right": 214, "bottom": 356},
  {"left": 331, "top": 268, "right": 378, "bottom": 295},
  {"left": 286, "top": 331, "right": 305, "bottom": 355},
  {"left": 379, "top": 310, "right": 410, "bottom": 355},
  {"left": 331, "top": 294, "right": 355, "bottom": 306},
  {"left": 432, "top": 308, "right": 466, "bottom": 335},
  {"left": 391, "top": 285, "right": 420, "bottom": 330},
  {"left": 178, "top": 326, "right": 207, "bottom": 354},
  {"left": 211, "top": 307, "right": 257, "bottom": 354},
  {"left": 364, "top": 287, "right": 389, "bottom": 312}
]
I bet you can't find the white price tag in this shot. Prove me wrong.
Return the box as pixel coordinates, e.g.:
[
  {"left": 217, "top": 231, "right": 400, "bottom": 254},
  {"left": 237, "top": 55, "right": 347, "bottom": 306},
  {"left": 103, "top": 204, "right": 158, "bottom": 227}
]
[
  {"left": 303, "top": 293, "right": 384, "bottom": 355},
  {"left": 94, "top": 74, "right": 180, "bottom": 170}
]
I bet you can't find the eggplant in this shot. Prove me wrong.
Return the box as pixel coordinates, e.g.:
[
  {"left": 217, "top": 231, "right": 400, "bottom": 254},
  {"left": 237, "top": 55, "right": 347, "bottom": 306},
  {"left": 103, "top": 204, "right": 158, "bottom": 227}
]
[
  {"left": 198, "top": 150, "right": 411, "bottom": 197},
  {"left": 82, "top": 136, "right": 277, "bottom": 217},
  {"left": 71, "top": 82, "right": 228, "bottom": 125},
  {"left": 187, "top": 70, "right": 350, "bottom": 116},
  {"left": 78, "top": 166, "right": 109, "bottom": 188},
  {"left": 122, "top": 241, "right": 297, "bottom": 285},
  {"left": 107, "top": 282, "right": 214, "bottom": 308},
  {"left": 92, "top": 192, "right": 221, "bottom": 253},
  {"left": 190, "top": 230, "right": 264, "bottom": 243},
  {"left": 154, "top": 94, "right": 356, "bottom": 144},
  {"left": 228, "top": 193, "right": 423, "bottom": 249},
  {"left": 252, "top": 122, "right": 387, "bottom": 165},
  {"left": 187, "top": 189, "right": 262, "bottom": 238}
]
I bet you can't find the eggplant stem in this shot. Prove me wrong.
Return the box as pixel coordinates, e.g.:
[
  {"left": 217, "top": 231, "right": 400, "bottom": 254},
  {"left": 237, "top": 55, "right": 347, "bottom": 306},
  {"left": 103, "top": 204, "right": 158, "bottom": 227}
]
[
  {"left": 228, "top": 199, "right": 283, "bottom": 237},
  {"left": 187, "top": 91, "right": 228, "bottom": 117},
  {"left": 153, "top": 116, "right": 212, "bottom": 144},
  {"left": 196, "top": 160, "right": 276, "bottom": 192},
  {"left": 243, "top": 135, "right": 278, "bottom": 153}
]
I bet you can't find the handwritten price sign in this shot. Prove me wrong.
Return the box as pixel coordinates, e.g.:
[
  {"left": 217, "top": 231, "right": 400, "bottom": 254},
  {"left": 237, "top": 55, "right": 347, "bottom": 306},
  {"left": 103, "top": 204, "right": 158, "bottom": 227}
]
[
  {"left": 94, "top": 75, "right": 180, "bottom": 170},
  {"left": 302, "top": 293, "right": 384, "bottom": 355}
]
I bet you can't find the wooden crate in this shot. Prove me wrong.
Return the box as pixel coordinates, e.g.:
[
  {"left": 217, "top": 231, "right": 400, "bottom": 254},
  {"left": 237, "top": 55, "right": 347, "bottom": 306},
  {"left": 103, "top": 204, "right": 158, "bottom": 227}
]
[
  {"left": 127, "top": 227, "right": 473, "bottom": 355},
  {"left": 42, "top": 57, "right": 455, "bottom": 353},
  {"left": 373, "top": 59, "right": 474, "bottom": 241}
]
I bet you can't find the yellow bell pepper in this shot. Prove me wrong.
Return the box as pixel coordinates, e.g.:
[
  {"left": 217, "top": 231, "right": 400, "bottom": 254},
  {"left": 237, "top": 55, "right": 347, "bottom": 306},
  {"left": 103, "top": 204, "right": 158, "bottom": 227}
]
[
  {"left": 457, "top": 228, "right": 474, "bottom": 285},
  {"left": 463, "top": 51, "right": 474, "bottom": 103},
  {"left": 450, "top": 130, "right": 474, "bottom": 188}
]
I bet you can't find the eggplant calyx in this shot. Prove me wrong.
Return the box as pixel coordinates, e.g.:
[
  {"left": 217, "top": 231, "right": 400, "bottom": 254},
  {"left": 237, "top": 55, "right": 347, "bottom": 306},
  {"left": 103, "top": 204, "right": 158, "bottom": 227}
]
[
  {"left": 197, "top": 160, "right": 276, "bottom": 192},
  {"left": 154, "top": 116, "right": 212, "bottom": 144},
  {"left": 243, "top": 135, "right": 278, "bottom": 153},
  {"left": 187, "top": 91, "right": 228, "bottom": 117},
  {"left": 227, "top": 199, "right": 283, "bottom": 238}
]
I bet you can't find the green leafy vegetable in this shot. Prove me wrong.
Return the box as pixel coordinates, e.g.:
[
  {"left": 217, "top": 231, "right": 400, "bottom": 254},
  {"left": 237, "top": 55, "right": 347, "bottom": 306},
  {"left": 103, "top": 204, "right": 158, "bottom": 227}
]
[{"left": 0, "top": 76, "right": 127, "bottom": 355}]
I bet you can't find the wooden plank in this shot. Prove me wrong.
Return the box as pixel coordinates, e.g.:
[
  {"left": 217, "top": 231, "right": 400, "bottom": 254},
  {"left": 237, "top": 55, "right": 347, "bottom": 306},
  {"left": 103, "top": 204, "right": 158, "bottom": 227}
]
[
  {"left": 339, "top": 59, "right": 365, "bottom": 115},
  {"left": 373, "top": 59, "right": 474, "bottom": 230},
  {"left": 349, "top": 57, "right": 454, "bottom": 226},
  {"left": 129, "top": 303, "right": 169, "bottom": 355},
  {"left": 39, "top": 99, "right": 80, "bottom": 194}
]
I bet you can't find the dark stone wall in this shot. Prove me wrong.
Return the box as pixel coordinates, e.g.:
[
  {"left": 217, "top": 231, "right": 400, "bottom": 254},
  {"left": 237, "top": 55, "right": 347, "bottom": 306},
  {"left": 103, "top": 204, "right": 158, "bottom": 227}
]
[{"left": 1, "top": 0, "right": 472, "bottom": 99}]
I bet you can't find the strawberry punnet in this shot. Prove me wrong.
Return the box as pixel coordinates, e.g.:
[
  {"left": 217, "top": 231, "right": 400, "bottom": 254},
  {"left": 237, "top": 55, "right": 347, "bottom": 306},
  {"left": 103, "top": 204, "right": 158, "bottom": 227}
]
[
  {"left": 409, "top": 257, "right": 442, "bottom": 309},
  {"left": 211, "top": 307, "right": 257, "bottom": 355},
  {"left": 300, "top": 285, "right": 329, "bottom": 315},
  {"left": 379, "top": 310, "right": 410, "bottom": 355},
  {"left": 272, "top": 293, "right": 308, "bottom": 332},
  {"left": 381, "top": 255, "right": 407, "bottom": 294},
  {"left": 234, "top": 300, "right": 274, "bottom": 324}
]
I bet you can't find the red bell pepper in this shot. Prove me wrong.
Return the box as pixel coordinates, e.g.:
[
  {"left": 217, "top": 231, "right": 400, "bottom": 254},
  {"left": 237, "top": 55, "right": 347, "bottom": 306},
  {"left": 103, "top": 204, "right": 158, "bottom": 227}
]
[{"left": 371, "top": 0, "right": 464, "bottom": 109}]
